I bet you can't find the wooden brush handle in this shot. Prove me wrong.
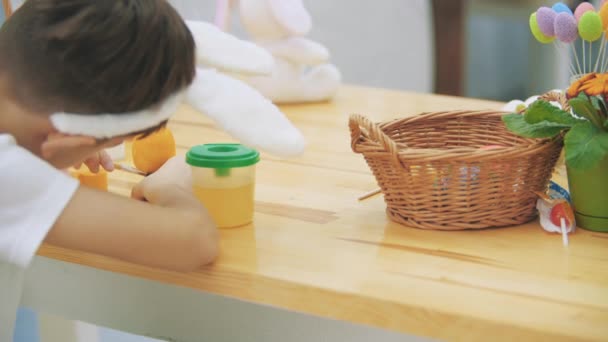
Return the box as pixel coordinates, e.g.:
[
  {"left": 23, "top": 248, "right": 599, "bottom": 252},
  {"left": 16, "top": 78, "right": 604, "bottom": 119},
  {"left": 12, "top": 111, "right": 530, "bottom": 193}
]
[
  {"left": 114, "top": 163, "right": 147, "bottom": 176},
  {"left": 2, "top": 0, "right": 12, "bottom": 18}
]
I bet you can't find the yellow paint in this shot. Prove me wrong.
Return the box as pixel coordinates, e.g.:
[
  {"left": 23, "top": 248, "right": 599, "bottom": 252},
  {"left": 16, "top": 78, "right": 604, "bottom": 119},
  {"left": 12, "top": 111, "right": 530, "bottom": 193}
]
[
  {"left": 193, "top": 184, "right": 255, "bottom": 228},
  {"left": 69, "top": 167, "right": 108, "bottom": 191}
]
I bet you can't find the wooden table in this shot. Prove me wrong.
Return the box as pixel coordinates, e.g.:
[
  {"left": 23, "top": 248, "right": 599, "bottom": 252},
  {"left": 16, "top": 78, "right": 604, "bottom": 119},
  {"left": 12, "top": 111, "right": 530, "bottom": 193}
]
[{"left": 24, "top": 86, "right": 608, "bottom": 342}]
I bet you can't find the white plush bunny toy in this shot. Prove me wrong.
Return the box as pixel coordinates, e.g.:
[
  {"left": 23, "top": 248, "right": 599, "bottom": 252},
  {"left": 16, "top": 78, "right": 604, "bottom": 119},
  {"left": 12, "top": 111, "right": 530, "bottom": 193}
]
[
  {"left": 214, "top": 0, "right": 341, "bottom": 104},
  {"left": 51, "top": 20, "right": 306, "bottom": 158}
]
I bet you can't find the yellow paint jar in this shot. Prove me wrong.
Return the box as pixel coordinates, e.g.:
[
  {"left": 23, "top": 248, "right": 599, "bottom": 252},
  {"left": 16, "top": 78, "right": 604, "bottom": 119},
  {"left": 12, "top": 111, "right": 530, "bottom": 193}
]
[
  {"left": 186, "top": 144, "right": 260, "bottom": 228},
  {"left": 69, "top": 166, "right": 108, "bottom": 191}
]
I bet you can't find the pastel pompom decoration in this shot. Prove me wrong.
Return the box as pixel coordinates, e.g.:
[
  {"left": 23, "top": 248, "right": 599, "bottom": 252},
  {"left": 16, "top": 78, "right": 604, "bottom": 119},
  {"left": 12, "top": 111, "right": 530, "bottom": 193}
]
[
  {"left": 530, "top": 13, "right": 555, "bottom": 44},
  {"left": 537, "top": 7, "right": 557, "bottom": 36},
  {"left": 552, "top": 2, "right": 573, "bottom": 15},
  {"left": 579, "top": 11, "right": 603, "bottom": 41},
  {"left": 574, "top": 2, "right": 595, "bottom": 22},
  {"left": 554, "top": 12, "right": 578, "bottom": 43},
  {"left": 600, "top": 2, "right": 608, "bottom": 30}
]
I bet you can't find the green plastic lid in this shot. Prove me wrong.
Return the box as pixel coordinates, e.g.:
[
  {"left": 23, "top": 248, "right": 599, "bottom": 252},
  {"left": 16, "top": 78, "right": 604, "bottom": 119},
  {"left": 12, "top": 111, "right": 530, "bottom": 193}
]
[{"left": 186, "top": 143, "right": 260, "bottom": 169}]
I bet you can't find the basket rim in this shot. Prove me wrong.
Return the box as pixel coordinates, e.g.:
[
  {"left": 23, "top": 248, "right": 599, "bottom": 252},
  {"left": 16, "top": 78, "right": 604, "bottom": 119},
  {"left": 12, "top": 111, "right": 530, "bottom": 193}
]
[{"left": 349, "top": 110, "right": 564, "bottom": 162}]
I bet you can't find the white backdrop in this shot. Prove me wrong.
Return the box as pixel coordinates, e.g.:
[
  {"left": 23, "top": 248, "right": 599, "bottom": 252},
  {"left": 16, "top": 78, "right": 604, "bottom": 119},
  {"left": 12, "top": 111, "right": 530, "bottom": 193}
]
[
  {"left": 169, "top": 0, "right": 435, "bottom": 93},
  {"left": 8, "top": 0, "right": 435, "bottom": 92}
]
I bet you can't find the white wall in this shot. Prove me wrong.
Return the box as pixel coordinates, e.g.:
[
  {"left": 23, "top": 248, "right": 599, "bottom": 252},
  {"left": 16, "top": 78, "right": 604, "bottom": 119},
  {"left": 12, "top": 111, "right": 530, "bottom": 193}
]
[
  {"left": 465, "top": 0, "right": 571, "bottom": 101},
  {"left": 307, "top": 1, "right": 434, "bottom": 92},
  {"left": 9, "top": 0, "right": 435, "bottom": 93},
  {"left": 170, "top": 0, "right": 435, "bottom": 93}
]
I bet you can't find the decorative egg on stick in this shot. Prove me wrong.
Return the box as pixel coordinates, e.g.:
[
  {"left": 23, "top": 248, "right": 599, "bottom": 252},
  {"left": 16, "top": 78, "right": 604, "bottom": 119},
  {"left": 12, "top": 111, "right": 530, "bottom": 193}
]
[
  {"left": 600, "top": 1, "right": 608, "bottom": 29},
  {"left": 555, "top": 12, "right": 578, "bottom": 43},
  {"left": 574, "top": 2, "right": 595, "bottom": 21},
  {"left": 553, "top": 2, "right": 573, "bottom": 15},
  {"left": 579, "top": 10, "right": 603, "bottom": 71},
  {"left": 530, "top": 12, "right": 556, "bottom": 44},
  {"left": 599, "top": 2, "right": 608, "bottom": 71},
  {"left": 555, "top": 11, "right": 580, "bottom": 74},
  {"left": 537, "top": 7, "right": 557, "bottom": 36},
  {"left": 530, "top": 2, "right": 608, "bottom": 77},
  {"left": 532, "top": 7, "right": 577, "bottom": 76}
]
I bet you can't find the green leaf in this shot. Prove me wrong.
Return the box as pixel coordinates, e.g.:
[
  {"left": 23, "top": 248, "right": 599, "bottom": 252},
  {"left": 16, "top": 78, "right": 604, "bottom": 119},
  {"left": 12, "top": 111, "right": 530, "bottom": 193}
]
[
  {"left": 576, "top": 91, "right": 588, "bottom": 101},
  {"left": 523, "top": 100, "right": 580, "bottom": 126},
  {"left": 502, "top": 114, "right": 568, "bottom": 138},
  {"left": 569, "top": 98, "right": 605, "bottom": 129},
  {"left": 565, "top": 121, "right": 608, "bottom": 170},
  {"left": 598, "top": 98, "right": 608, "bottom": 121},
  {"left": 575, "top": 91, "right": 596, "bottom": 104},
  {"left": 590, "top": 95, "right": 602, "bottom": 110}
]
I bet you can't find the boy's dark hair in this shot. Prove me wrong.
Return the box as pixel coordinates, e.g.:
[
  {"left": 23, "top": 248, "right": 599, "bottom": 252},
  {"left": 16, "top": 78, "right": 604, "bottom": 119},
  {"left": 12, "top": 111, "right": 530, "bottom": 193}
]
[{"left": 0, "top": 0, "right": 195, "bottom": 118}]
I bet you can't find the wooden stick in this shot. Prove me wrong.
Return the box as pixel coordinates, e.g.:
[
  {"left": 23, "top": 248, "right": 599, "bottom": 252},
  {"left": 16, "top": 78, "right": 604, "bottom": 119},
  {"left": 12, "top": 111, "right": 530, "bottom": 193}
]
[
  {"left": 358, "top": 188, "right": 382, "bottom": 201},
  {"left": 114, "top": 163, "right": 147, "bottom": 176},
  {"left": 2, "top": 0, "right": 12, "bottom": 18},
  {"left": 560, "top": 217, "right": 569, "bottom": 247}
]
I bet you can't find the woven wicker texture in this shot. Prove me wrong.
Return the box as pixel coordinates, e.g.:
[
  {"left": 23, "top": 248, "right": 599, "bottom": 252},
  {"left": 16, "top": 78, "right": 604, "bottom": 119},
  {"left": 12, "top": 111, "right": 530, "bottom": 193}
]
[{"left": 350, "top": 109, "right": 564, "bottom": 230}]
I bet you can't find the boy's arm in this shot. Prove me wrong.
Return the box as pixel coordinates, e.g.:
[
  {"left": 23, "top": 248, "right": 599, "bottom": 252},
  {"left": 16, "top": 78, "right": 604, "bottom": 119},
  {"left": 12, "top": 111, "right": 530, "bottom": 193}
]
[{"left": 45, "top": 157, "right": 218, "bottom": 272}]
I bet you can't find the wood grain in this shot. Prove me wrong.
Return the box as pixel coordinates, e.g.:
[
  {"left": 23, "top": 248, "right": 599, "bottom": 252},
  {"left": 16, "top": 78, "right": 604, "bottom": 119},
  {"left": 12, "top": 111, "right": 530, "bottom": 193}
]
[{"left": 38, "top": 86, "right": 608, "bottom": 341}]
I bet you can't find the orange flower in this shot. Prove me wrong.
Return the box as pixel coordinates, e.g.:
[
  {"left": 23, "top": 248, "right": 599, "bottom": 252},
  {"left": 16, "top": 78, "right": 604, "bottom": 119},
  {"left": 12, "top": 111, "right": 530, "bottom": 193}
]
[
  {"left": 579, "top": 73, "right": 608, "bottom": 97},
  {"left": 567, "top": 72, "right": 596, "bottom": 98}
]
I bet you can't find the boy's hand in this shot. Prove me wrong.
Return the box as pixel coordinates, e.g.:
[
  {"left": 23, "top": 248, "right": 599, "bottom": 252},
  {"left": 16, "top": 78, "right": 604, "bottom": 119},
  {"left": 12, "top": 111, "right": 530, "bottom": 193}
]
[
  {"left": 75, "top": 150, "right": 114, "bottom": 173},
  {"left": 131, "top": 156, "right": 197, "bottom": 208},
  {"left": 48, "top": 154, "right": 218, "bottom": 272},
  {"left": 42, "top": 132, "right": 117, "bottom": 172}
]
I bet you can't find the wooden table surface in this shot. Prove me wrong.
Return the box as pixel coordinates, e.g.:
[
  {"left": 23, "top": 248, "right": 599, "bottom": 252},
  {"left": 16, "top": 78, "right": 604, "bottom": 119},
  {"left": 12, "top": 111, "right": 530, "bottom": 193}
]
[{"left": 38, "top": 86, "right": 608, "bottom": 341}]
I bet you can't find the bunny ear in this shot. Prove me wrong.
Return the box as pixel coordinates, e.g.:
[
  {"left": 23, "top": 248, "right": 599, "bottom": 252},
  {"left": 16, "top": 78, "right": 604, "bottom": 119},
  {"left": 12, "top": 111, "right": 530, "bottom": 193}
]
[
  {"left": 185, "top": 20, "right": 274, "bottom": 75},
  {"left": 214, "top": 0, "right": 233, "bottom": 31},
  {"left": 261, "top": 37, "right": 329, "bottom": 65},
  {"left": 186, "top": 68, "right": 306, "bottom": 158},
  {"left": 267, "top": 0, "right": 312, "bottom": 35}
]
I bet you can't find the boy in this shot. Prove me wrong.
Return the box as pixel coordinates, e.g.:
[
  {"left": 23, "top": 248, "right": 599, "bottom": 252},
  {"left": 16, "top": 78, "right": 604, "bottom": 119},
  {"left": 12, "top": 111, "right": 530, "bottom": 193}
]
[{"left": 0, "top": 0, "right": 218, "bottom": 338}]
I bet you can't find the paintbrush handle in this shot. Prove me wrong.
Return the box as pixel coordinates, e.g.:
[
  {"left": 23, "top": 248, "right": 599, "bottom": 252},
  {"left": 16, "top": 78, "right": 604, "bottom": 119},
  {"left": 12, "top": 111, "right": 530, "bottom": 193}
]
[
  {"left": 358, "top": 188, "right": 382, "bottom": 201},
  {"left": 114, "top": 163, "right": 147, "bottom": 176},
  {"left": 2, "top": 0, "right": 12, "bottom": 17}
]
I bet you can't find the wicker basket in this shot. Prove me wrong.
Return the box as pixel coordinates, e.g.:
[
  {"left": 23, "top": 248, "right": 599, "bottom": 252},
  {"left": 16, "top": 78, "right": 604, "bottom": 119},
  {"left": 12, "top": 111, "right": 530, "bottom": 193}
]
[{"left": 349, "top": 108, "right": 564, "bottom": 230}]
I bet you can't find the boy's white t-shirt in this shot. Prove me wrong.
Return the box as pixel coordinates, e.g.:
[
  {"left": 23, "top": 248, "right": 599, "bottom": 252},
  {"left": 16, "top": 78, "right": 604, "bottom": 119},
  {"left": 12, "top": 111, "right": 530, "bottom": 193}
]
[{"left": 0, "top": 134, "right": 78, "bottom": 341}]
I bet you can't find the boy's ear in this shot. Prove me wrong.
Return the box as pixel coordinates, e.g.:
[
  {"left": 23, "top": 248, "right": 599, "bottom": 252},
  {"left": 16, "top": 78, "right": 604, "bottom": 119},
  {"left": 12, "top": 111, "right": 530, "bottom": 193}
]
[{"left": 40, "top": 133, "right": 97, "bottom": 159}]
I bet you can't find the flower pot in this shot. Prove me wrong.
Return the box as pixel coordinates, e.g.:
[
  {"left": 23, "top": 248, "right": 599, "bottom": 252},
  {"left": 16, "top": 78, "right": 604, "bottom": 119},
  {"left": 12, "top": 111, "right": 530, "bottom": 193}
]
[{"left": 567, "top": 155, "right": 608, "bottom": 232}]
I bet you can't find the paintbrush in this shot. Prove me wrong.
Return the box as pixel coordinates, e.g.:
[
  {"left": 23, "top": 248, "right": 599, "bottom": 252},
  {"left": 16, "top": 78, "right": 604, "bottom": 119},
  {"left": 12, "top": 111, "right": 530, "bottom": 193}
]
[{"left": 114, "top": 163, "right": 148, "bottom": 176}]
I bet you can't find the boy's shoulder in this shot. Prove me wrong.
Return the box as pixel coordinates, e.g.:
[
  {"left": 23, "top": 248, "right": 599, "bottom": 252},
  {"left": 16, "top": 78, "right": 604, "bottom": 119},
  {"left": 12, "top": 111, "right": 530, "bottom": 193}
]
[
  {"left": 0, "top": 133, "right": 36, "bottom": 164},
  {"left": 0, "top": 132, "right": 79, "bottom": 266},
  {"left": 0, "top": 133, "right": 77, "bottom": 190},
  {"left": 0, "top": 133, "right": 16, "bottom": 147},
  {"left": 0, "top": 134, "right": 24, "bottom": 161}
]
